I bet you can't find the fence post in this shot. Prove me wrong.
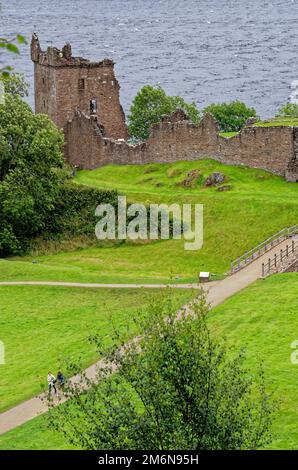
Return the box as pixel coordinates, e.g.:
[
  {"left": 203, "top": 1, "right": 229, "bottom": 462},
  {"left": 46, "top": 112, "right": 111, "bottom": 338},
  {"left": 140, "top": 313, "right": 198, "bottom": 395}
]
[
  {"left": 268, "top": 258, "right": 271, "bottom": 272},
  {"left": 286, "top": 245, "right": 289, "bottom": 258},
  {"left": 274, "top": 253, "right": 277, "bottom": 267},
  {"left": 280, "top": 249, "right": 283, "bottom": 262},
  {"left": 292, "top": 240, "right": 295, "bottom": 253},
  {"left": 262, "top": 263, "right": 265, "bottom": 277}
]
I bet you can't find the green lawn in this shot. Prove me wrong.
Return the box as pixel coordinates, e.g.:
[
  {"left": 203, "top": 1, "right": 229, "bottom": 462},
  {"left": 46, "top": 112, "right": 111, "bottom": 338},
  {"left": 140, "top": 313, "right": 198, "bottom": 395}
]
[
  {"left": 219, "top": 131, "right": 239, "bottom": 138},
  {"left": 253, "top": 118, "right": 298, "bottom": 127},
  {"left": 0, "top": 414, "right": 75, "bottom": 450},
  {"left": 1, "top": 273, "right": 297, "bottom": 450},
  {"left": 210, "top": 273, "right": 298, "bottom": 450},
  {"left": 3, "top": 160, "right": 297, "bottom": 284},
  {"left": 0, "top": 285, "right": 193, "bottom": 412}
]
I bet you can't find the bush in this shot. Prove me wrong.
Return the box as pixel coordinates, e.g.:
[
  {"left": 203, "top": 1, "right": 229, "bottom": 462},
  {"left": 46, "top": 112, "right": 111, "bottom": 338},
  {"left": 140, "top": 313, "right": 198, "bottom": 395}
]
[
  {"left": 49, "top": 184, "right": 118, "bottom": 236},
  {"left": 48, "top": 291, "right": 275, "bottom": 450},
  {"left": 276, "top": 103, "right": 298, "bottom": 118},
  {"left": 128, "top": 85, "right": 201, "bottom": 141},
  {"left": 203, "top": 101, "right": 258, "bottom": 132}
]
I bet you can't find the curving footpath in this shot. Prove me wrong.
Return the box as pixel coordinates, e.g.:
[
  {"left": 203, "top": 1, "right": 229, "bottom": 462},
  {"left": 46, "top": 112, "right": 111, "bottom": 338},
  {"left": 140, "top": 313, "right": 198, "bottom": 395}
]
[
  {"left": 0, "top": 281, "right": 208, "bottom": 289},
  {"left": 0, "top": 237, "right": 292, "bottom": 437}
]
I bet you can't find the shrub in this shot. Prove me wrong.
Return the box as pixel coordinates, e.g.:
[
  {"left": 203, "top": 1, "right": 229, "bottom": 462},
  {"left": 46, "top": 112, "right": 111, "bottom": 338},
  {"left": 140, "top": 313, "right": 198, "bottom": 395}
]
[
  {"left": 128, "top": 85, "right": 201, "bottom": 141},
  {"left": 203, "top": 101, "right": 258, "bottom": 132},
  {"left": 276, "top": 103, "right": 298, "bottom": 118}
]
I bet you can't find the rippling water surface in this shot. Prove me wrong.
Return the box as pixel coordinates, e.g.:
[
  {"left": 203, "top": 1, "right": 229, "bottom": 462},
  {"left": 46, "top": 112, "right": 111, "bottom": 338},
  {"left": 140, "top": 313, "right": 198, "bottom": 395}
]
[{"left": 1, "top": 0, "right": 298, "bottom": 117}]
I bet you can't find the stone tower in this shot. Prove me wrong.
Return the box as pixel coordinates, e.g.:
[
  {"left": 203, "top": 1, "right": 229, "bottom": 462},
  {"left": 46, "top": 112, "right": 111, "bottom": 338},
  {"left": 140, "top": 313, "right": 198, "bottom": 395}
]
[{"left": 31, "top": 34, "right": 128, "bottom": 139}]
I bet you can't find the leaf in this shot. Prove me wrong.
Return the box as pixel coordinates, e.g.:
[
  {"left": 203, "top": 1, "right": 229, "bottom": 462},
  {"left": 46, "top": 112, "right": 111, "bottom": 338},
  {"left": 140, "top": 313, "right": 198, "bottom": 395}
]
[
  {"left": 6, "top": 43, "right": 20, "bottom": 54},
  {"left": 17, "top": 35, "right": 27, "bottom": 45}
]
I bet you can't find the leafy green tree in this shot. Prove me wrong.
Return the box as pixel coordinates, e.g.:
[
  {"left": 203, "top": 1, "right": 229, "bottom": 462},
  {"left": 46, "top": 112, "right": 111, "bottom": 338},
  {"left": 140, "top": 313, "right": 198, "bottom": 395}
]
[
  {"left": 276, "top": 103, "right": 298, "bottom": 118},
  {"left": 2, "top": 72, "right": 29, "bottom": 97},
  {"left": 0, "top": 92, "right": 64, "bottom": 255},
  {"left": 128, "top": 85, "right": 201, "bottom": 141},
  {"left": 48, "top": 291, "right": 275, "bottom": 450},
  {"left": 204, "top": 101, "right": 257, "bottom": 132}
]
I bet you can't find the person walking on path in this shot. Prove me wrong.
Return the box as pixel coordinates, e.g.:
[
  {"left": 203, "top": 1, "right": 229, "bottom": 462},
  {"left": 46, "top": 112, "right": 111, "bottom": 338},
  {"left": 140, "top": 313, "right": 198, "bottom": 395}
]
[
  {"left": 47, "top": 372, "right": 57, "bottom": 396},
  {"left": 57, "top": 371, "right": 66, "bottom": 390}
]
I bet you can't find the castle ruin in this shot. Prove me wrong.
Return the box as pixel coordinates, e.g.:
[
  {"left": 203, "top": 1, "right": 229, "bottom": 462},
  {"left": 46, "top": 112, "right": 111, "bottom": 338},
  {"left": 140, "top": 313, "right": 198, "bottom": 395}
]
[
  {"left": 31, "top": 34, "right": 127, "bottom": 140},
  {"left": 32, "top": 35, "right": 298, "bottom": 182}
]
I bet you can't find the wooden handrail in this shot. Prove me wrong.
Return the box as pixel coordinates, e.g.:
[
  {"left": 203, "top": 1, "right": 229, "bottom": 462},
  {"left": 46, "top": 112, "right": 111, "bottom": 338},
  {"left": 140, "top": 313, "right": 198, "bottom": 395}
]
[{"left": 230, "top": 224, "right": 298, "bottom": 274}]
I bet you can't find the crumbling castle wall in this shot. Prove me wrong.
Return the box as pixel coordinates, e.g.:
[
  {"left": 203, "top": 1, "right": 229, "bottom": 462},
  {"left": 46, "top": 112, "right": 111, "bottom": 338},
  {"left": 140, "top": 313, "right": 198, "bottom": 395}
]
[{"left": 65, "top": 110, "right": 297, "bottom": 181}]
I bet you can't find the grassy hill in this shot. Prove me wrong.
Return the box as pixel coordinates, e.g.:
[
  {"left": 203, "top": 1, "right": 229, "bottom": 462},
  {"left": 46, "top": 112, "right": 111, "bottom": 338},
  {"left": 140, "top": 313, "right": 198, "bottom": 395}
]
[
  {"left": 1, "top": 273, "right": 297, "bottom": 450},
  {"left": 3, "top": 160, "right": 298, "bottom": 285}
]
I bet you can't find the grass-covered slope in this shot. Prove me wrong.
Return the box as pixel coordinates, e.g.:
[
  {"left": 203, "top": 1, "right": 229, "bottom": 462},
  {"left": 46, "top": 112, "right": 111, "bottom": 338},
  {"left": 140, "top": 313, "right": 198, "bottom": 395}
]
[
  {"left": 210, "top": 273, "right": 298, "bottom": 450},
  {"left": 3, "top": 160, "right": 298, "bottom": 284},
  {"left": 1, "top": 273, "right": 297, "bottom": 450},
  {"left": 0, "top": 285, "right": 193, "bottom": 412}
]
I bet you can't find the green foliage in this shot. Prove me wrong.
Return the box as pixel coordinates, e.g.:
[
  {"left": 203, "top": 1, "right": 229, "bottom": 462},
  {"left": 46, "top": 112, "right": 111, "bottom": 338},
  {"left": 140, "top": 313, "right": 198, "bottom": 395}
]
[
  {"left": 0, "top": 35, "right": 27, "bottom": 78},
  {"left": 0, "top": 93, "right": 64, "bottom": 255},
  {"left": 2, "top": 72, "right": 29, "bottom": 97},
  {"left": 48, "top": 184, "right": 118, "bottom": 236},
  {"left": 128, "top": 85, "right": 201, "bottom": 140},
  {"left": 276, "top": 103, "right": 298, "bottom": 118},
  {"left": 204, "top": 100, "right": 257, "bottom": 132},
  {"left": 48, "top": 291, "right": 275, "bottom": 450}
]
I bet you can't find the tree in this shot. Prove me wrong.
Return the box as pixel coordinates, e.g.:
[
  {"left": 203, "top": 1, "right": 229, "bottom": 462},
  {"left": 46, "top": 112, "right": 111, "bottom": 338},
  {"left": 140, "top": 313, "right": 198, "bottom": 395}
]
[
  {"left": 0, "top": 91, "right": 64, "bottom": 255},
  {"left": 276, "top": 103, "right": 298, "bottom": 118},
  {"left": 2, "top": 72, "right": 29, "bottom": 97},
  {"left": 203, "top": 101, "right": 257, "bottom": 132},
  {"left": 128, "top": 85, "right": 201, "bottom": 141},
  {"left": 48, "top": 291, "right": 275, "bottom": 450}
]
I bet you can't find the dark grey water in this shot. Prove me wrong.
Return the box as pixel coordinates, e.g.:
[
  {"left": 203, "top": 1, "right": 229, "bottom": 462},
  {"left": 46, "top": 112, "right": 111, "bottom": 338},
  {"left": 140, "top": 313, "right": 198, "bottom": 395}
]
[{"left": 1, "top": 0, "right": 298, "bottom": 118}]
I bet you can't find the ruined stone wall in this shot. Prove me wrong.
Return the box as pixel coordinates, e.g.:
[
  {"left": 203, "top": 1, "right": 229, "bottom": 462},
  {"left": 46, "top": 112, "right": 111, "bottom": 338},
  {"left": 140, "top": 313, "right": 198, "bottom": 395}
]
[
  {"left": 65, "top": 111, "right": 296, "bottom": 180},
  {"left": 285, "top": 128, "right": 298, "bottom": 182},
  {"left": 31, "top": 35, "right": 127, "bottom": 139}
]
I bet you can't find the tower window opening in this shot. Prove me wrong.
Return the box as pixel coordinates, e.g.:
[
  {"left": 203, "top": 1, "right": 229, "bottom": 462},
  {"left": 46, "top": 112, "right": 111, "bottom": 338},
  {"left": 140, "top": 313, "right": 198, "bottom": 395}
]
[
  {"left": 78, "top": 78, "right": 85, "bottom": 91},
  {"left": 90, "top": 99, "right": 97, "bottom": 114}
]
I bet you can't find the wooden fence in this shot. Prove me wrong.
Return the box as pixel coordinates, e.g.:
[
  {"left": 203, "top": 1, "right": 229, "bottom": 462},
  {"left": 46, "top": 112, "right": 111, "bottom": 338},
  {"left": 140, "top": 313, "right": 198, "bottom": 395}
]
[{"left": 262, "top": 238, "right": 298, "bottom": 277}]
